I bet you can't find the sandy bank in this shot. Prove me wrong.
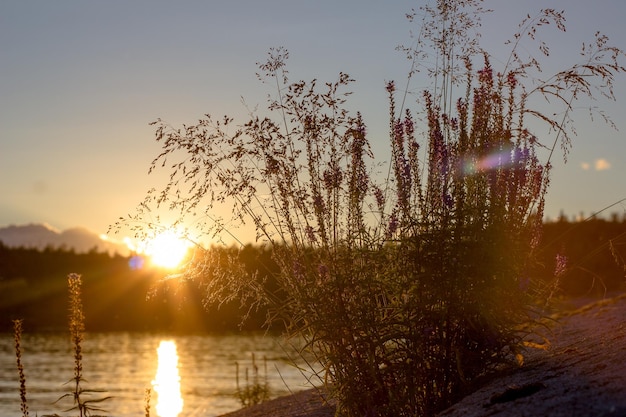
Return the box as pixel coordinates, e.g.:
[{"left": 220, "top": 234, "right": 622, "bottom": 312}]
[{"left": 220, "top": 293, "right": 626, "bottom": 417}]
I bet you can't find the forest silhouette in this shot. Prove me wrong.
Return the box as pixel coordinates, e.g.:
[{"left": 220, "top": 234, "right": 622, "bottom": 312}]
[
  {"left": 2, "top": 217, "right": 625, "bottom": 334},
  {"left": 0, "top": 243, "right": 273, "bottom": 333}
]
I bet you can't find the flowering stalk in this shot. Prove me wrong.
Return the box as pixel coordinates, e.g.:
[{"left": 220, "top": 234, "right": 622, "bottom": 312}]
[
  {"left": 13, "top": 319, "right": 29, "bottom": 417},
  {"left": 67, "top": 273, "right": 86, "bottom": 417}
]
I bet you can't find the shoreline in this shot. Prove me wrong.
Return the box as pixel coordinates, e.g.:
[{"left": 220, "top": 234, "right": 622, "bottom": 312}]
[
  {"left": 220, "top": 387, "right": 335, "bottom": 417},
  {"left": 219, "top": 293, "right": 626, "bottom": 417}
]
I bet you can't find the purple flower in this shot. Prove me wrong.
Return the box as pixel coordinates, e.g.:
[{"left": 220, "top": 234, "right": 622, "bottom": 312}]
[
  {"left": 292, "top": 261, "right": 304, "bottom": 281},
  {"left": 313, "top": 194, "right": 326, "bottom": 212},
  {"left": 317, "top": 263, "right": 329, "bottom": 282},
  {"left": 373, "top": 186, "right": 385, "bottom": 210},
  {"left": 305, "top": 225, "right": 317, "bottom": 243},
  {"left": 507, "top": 71, "right": 518, "bottom": 89},
  {"left": 323, "top": 166, "right": 343, "bottom": 189},
  {"left": 394, "top": 120, "right": 405, "bottom": 152},
  {"left": 442, "top": 192, "right": 453, "bottom": 209},
  {"left": 386, "top": 212, "right": 398, "bottom": 239},
  {"left": 403, "top": 112, "right": 414, "bottom": 136},
  {"left": 554, "top": 253, "right": 568, "bottom": 277},
  {"left": 449, "top": 117, "right": 459, "bottom": 131}
]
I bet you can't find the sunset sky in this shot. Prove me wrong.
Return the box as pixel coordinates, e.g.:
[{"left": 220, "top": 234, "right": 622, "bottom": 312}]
[{"left": 2, "top": 1, "right": 626, "bottom": 244}]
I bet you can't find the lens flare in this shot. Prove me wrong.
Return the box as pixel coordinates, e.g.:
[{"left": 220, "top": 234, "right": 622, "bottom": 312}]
[
  {"left": 152, "top": 340, "right": 184, "bottom": 417},
  {"left": 124, "top": 229, "right": 192, "bottom": 269},
  {"left": 461, "top": 149, "right": 513, "bottom": 175},
  {"left": 145, "top": 230, "right": 191, "bottom": 269}
]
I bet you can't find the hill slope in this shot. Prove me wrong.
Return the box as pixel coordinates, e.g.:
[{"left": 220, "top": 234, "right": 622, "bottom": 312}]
[{"left": 0, "top": 223, "right": 128, "bottom": 255}]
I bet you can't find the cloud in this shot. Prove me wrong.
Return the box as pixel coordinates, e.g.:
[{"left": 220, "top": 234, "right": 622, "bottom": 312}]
[
  {"left": 594, "top": 159, "right": 612, "bottom": 171},
  {"left": 580, "top": 159, "right": 611, "bottom": 171}
]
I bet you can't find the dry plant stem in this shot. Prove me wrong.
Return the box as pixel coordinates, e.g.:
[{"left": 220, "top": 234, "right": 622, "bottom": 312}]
[
  {"left": 13, "top": 275, "right": 111, "bottom": 417},
  {"left": 13, "top": 319, "right": 29, "bottom": 417},
  {"left": 235, "top": 353, "right": 270, "bottom": 408},
  {"left": 144, "top": 388, "right": 151, "bottom": 417},
  {"left": 62, "top": 273, "right": 111, "bottom": 417},
  {"left": 68, "top": 273, "right": 87, "bottom": 417}
]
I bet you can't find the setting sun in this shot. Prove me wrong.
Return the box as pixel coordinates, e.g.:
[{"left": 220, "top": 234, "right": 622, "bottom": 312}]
[{"left": 140, "top": 229, "right": 191, "bottom": 269}]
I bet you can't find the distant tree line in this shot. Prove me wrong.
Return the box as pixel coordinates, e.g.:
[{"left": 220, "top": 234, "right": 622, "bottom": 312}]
[
  {"left": 0, "top": 243, "right": 274, "bottom": 333},
  {"left": 1, "top": 216, "right": 625, "bottom": 333},
  {"left": 536, "top": 216, "right": 626, "bottom": 297}
]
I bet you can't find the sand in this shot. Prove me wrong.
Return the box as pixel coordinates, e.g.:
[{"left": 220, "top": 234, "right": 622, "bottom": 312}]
[
  {"left": 438, "top": 293, "right": 626, "bottom": 416},
  {"left": 220, "top": 293, "right": 626, "bottom": 417}
]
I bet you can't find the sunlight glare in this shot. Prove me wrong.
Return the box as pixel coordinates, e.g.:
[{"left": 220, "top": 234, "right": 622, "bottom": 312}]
[
  {"left": 152, "top": 340, "right": 184, "bottom": 417},
  {"left": 143, "top": 230, "right": 191, "bottom": 269}
]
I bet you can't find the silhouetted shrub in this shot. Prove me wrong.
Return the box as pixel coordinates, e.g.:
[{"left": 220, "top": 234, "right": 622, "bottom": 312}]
[{"left": 123, "top": 2, "right": 624, "bottom": 415}]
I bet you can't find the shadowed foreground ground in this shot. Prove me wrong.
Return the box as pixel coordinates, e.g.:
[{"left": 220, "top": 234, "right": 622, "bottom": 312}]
[
  {"left": 220, "top": 388, "right": 336, "bottom": 417},
  {"left": 220, "top": 293, "right": 626, "bottom": 417}
]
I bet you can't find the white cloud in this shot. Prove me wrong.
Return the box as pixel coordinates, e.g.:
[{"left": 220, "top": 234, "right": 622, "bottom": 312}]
[{"left": 594, "top": 159, "right": 612, "bottom": 171}]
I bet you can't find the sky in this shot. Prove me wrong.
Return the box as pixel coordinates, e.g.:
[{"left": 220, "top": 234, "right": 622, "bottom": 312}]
[{"left": 2, "top": 0, "right": 626, "bottom": 245}]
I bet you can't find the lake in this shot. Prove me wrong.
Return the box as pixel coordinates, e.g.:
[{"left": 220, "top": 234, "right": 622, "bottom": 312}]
[{"left": 0, "top": 332, "right": 320, "bottom": 417}]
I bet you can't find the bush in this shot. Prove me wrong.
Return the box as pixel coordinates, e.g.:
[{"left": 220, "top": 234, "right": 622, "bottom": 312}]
[{"left": 122, "top": 2, "right": 624, "bottom": 415}]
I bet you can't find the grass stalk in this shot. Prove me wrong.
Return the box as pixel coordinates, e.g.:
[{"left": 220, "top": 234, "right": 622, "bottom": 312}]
[
  {"left": 235, "top": 353, "right": 270, "bottom": 407},
  {"left": 13, "top": 319, "right": 29, "bottom": 417}
]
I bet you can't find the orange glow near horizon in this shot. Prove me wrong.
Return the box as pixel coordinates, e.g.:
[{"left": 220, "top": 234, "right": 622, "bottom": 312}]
[
  {"left": 124, "top": 229, "right": 192, "bottom": 269},
  {"left": 152, "top": 340, "right": 184, "bottom": 417}
]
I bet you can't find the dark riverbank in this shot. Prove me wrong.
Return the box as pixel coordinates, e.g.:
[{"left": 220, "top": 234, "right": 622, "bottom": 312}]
[{"left": 220, "top": 293, "right": 626, "bottom": 417}]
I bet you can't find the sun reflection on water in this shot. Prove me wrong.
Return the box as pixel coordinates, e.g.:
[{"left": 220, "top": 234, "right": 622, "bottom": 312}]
[{"left": 152, "top": 340, "right": 184, "bottom": 417}]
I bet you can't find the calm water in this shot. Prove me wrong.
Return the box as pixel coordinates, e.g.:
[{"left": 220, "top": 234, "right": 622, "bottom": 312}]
[{"left": 0, "top": 332, "right": 319, "bottom": 417}]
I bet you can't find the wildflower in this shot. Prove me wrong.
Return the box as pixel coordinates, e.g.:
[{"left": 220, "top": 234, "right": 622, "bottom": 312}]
[
  {"left": 386, "top": 212, "right": 398, "bottom": 239},
  {"left": 506, "top": 71, "right": 518, "bottom": 89},
  {"left": 477, "top": 60, "right": 493, "bottom": 87},
  {"left": 305, "top": 225, "right": 317, "bottom": 243},
  {"left": 373, "top": 186, "right": 385, "bottom": 210},
  {"left": 323, "top": 166, "right": 343, "bottom": 190},
  {"left": 442, "top": 192, "right": 453, "bottom": 209},
  {"left": 449, "top": 117, "right": 459, "bottom": 131},
  {"left": 554, "top": 252, "right": 568, "bottom": 277},
  {"left": 13, "top": 319, "right": 29, "bottom": 417},
  {"left": 317, "top": 264, "right": 329, "bottom": 281},
  {"left": 313, "top": 194, "right": 326, "bottom": 213},
  {"left": 393, "top": 120, "right": 405, "bottom": 154},
  {"left": 292, "top": 260, "right": 305, "bottom": 282},
  {"left": 403, "top": 111, "right": 414, "bottom": 136}
]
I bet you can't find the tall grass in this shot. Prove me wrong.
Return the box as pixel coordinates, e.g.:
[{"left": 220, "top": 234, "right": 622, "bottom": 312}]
[
  {"left": 55, "top": 273, "right": 111, "bottom": 417},
  {"left": 12, "top": 274, "right": 111, "bottom": 417},
  {"left": 123, "top": 1, "right": 624, "bottom": 415},
  {"left": 144, "top": 388, "right": 151, "bottom": 417},
  {"left": 234, "top": 353, "right": 270, "bottom": 408},
  {"left": 13, "top": 319, "right": 29, "bottom": 417}
]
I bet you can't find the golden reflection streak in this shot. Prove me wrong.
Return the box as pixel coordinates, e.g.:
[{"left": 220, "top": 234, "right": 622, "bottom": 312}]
[{"left": 152, "top": 340, "right": 184, "bottom": 417}]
